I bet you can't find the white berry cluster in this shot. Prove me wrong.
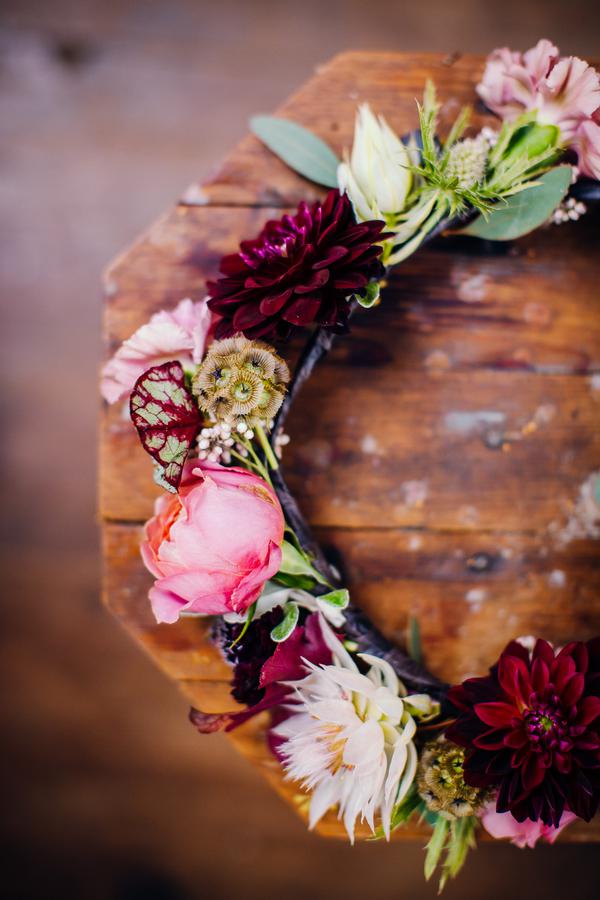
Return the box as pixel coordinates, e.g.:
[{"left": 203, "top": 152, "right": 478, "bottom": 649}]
[
  {"left": 197, "top": 421, "right": 244, "bottom": 464},
  {"left": 197, "top": 419, "right": 290, "bottom": 464},
  {"left": 551, "top": 196, "right": 587, "bottom": 225}
]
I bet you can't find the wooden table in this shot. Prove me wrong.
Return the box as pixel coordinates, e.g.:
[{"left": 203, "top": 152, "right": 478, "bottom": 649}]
[{"left": 100, "top": 52, "right": 600, "bottom": 840}]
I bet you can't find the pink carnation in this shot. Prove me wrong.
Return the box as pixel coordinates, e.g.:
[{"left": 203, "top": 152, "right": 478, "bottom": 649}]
[
  {"left": 477, "top": 39, "right": 600, "bottom": 178},
  {"left": 101, "top": 297, "right": 212, "bottom": 404},
  {"left": 141, "top": 459, "right": 284, "bottom": 623},
  {"left": 571, "top": 116, "right": 600, "bottom": 180},
  {"left": 480, "top": 802, "right": 578, "bottom": 848}
]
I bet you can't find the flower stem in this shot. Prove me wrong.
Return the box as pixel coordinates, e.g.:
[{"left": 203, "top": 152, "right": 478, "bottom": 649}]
[
  {"left": 256, "top": 424, "right": 279, "bottom": 471},
  {"left": 238, "top": 437, "right": 273, "bottom": 485}
]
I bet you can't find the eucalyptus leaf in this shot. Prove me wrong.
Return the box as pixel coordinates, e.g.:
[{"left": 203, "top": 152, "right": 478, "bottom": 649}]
[
  {"left": 250, "top": 115, "right": 340, "bottom": 188},
  {"left": 319, "top": 588, "right": 350, "bottom": 609},
  {"left": 270, "top": 602, "right": 300, "bottom": 642},
  {"left": 461, "top": 166, "right": 572, "bottom": 241},
  {"left": 278, "top": 540, "right": 328, "bottom": 585}
]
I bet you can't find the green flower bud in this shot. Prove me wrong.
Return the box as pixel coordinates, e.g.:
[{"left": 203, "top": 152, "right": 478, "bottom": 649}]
[{"left": 504, "top": 122, "right": 560, "bottom": 164}]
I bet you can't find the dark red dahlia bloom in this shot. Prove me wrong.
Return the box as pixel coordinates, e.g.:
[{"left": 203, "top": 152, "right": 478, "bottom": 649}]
[
  {"left": 207, "top": 189, "right": 388, "bottom": 340},
  {"left": 446, "top": 638, "right": 600, "bottom": 827}
]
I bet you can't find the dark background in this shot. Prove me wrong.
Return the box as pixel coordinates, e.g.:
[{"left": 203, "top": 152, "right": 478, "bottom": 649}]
[{"left": 1, "top": 2, "right": 599, "bottom": 898}]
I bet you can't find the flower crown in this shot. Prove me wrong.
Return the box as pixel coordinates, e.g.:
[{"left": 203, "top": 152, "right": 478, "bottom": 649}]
[{"left": 101, "top": 40, "right": 600, "bottom": 891}]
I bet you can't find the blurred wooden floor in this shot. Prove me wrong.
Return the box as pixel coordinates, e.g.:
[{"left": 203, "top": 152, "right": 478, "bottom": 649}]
[{"left": 1, "top": 2, "right": 599, "bottom": 899}]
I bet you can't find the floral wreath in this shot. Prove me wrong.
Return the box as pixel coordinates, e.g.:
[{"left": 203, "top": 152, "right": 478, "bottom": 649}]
[{"left": 102, "top": 41, "right": 600, "bottom": 890}]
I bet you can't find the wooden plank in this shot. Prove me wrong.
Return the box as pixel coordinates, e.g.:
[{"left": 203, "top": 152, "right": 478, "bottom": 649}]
[
  {"left": 101, "top": 204, "right": 600, "bottom": 529},
  {"left": 191, "top": 52, "right": 496, "bottom": 207},
  {"left": 101, "top": 369, "right": 600, "bottom": 530},
  {"left": 103, "top": 206, "right": 600, "bottom": 370},
  {"left": 103, "top": 523, "right": 600, "bottom": 686}
]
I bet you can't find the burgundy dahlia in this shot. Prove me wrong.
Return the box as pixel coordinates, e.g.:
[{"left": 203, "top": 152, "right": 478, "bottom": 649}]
[
  {"left": 446, "top": 638, "right": 600, "bottom": 827},
  {"left": 207, "top": 190, "right": 388, "bottom": 341}
]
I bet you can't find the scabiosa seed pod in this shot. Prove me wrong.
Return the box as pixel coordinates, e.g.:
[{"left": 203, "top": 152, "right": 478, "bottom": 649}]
[
  {"left": 417, "top": 737, "right": 487, "bottom": 818},
  {"left": 192, "top": 335, "right": 289, "bottom": 428},
  {"left": 206, "top": 190, "right": 389, "bottom": 341},
  {"left": 445, "top": 135, "right": 490, "bottom": 189}
]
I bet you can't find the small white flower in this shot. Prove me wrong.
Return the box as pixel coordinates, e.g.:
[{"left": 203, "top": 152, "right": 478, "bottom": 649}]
[
  {"left": 337, "top": 104, "right": 413, "bottom": 221},
  {"left": 273, "top": 628, "right": 434, "bottom": 841}
]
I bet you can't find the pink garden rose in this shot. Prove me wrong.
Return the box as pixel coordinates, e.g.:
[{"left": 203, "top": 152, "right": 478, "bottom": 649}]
[
  {"left": 480, "top": 802, "right": 578, "bottom": 848},
  {"left": 477, "top": 39, "right": 600, "bottom": 178},
  {"left": 141, "top": 459, "right": 284, "bottom": 623},
  {"left": 101, "top": 297, "right": 212, "bottom": 404}
]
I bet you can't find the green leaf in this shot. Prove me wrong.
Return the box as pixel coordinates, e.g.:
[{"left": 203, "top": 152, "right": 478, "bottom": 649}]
[
  {"left": 355, "top": 281, "right": 380, "bottom": 309},
  {"left": 229, "top": 601, "right": 257, "bottom": 649},
  {"left": 250, "top": 116, "right": 340, "bottom": 187},
  {"left": 270, "top": 602, "right": 300, "bottom": 642},
  {"left": 424, "top": 817, "right": 449, "bottom": 882},
  {"left": 272, "top": 571, "right": 316, "bottom": 591},
  {"left": 319, "top": 588, "right": 350, "bottom": 609},
  {"left": 439, "top": 817, "right": 478, "bottom": 893},
  {"left": 278, "top": 540, "right": 328, "bottom": 585},
  {"left": 504, "top": 122, "right": 559, "bottom": 164},
  {"left": 461, "top": 166, "right": 572, "bottom": 241}
]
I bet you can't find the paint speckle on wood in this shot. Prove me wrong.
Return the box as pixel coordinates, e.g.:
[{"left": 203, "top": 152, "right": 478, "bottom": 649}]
[{"left": 547, "top": 569, "right": 567, "bottom": 588}]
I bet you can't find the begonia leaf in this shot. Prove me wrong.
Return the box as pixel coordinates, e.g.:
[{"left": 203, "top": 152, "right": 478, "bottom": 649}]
[{"left": 130, "top": 361, "right": 200, "bottom": 490}]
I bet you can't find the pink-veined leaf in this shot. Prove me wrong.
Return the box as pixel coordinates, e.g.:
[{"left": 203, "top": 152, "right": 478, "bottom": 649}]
[{"left": 129, "top": 361, "right": 200, "bottom": 490}]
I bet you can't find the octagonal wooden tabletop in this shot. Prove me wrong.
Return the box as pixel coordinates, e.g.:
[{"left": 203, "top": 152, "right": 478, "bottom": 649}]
[{"left": 100, "top": 51, "right": 600, "bottom": 841}]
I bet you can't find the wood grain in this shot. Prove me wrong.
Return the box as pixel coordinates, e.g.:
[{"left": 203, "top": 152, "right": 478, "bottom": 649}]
[
  {"left": 100, "top": 51, "right": 600, "bottom": 841},
  {"left": 193, "top": 52, "right": 496, "bottom": 207}
]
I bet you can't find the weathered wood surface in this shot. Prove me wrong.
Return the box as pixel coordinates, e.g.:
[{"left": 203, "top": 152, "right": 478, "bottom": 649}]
[{"left": 101, "top": 51, "right": 600, "bottom": 841}]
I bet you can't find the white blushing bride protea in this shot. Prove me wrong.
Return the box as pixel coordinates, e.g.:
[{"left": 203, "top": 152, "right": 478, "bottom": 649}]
[
  {"left": 337, "top": 103, "right": 413, "bottom": 222},
  {"left": 273, "top": 624, "right": 438, "bottom": 841}
]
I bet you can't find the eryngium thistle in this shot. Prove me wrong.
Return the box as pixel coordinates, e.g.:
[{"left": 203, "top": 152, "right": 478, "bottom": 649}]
[
  {"left": 206, "top": 190, "right": 388, "bottom": 341},
  {"left": 445, "top": 135, "right": 489, "bottom": 189},
  {"left": 192, "top": 335, "right": 289, "bottom": 427},
  {"left": 417, "top": 738, "right": 485, "bottom": 818}
]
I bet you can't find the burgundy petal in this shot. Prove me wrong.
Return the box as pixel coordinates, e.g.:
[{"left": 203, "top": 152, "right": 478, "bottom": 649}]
[
  {"left": 282, "top": 295, "right": 322, "bottom": 325},
  {"left": 259, "top": 289, "right": 293, "bottom": 316},
  {"left": 475, "top": 701, "right": 517, "bottom": 727},
  {"left": 204, "top": 189, "right": 386, "bottom": 340}
]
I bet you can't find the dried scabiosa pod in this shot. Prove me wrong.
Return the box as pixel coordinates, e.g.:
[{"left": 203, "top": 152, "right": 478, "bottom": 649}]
[
  {"left": 417, "top": 737, "right": 486, "bottom": 819},
  {"left": 192, "top": 335, "right": 289, "bottom": 429}
]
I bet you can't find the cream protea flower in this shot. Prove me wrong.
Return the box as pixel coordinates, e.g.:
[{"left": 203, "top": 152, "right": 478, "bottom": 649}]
[
  {"left": 337, "top": 104, "right": 413, "bottom": 222},
  {"left": 273, "top": 630, "right": 437, "bottom": 841}
]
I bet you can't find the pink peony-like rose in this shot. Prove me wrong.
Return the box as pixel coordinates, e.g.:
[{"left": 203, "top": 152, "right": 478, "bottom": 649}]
[
  {"left": 480, "top": 802, "right": 578, "bottom": 848},
  {"left": 141, "top": 459, "right": 284, "bottom": 623},
  {"left": 477, "top": 39, "right": 600, "bottom": 177},
  {"left": 101, "top": 297, "right": 212, "bottom": 404}
]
